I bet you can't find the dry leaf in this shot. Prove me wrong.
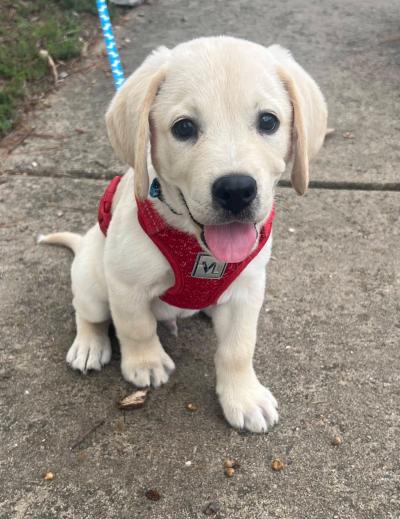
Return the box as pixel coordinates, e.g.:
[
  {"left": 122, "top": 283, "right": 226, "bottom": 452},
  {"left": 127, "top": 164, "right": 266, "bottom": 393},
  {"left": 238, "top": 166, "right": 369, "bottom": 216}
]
[
  {"left": 118, "top": 389, "right": 149, "bottom": 410},
  {"left": 145, "top": 489, "right": 161, "bottom": 501},
  {"left": 203, "top": 501, "right": 220, "bottom": 516}
]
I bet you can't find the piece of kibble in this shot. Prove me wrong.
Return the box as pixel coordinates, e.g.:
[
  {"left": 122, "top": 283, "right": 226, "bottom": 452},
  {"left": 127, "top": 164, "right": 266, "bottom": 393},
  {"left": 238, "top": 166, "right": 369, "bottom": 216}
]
[
  {"left": 186, "top": 403, "right": 198, "bottom": 412},
  {"left": 223, "top": 458, "right": 240, "bottom": 469},
  {"left": 43, "top": 471, "right": 54, "bottom": 481},
  {"left": 225, "top": 467, "right": 235, "bottom": 477},
  {"left": 145, "top": 489, "right": 161, "bottom": 501},
  {"left": 332, "top": 435, "right": 343, "bottom": 446},
  {"left": 271, "top": 459, "right": 284, "bottom": 471}
]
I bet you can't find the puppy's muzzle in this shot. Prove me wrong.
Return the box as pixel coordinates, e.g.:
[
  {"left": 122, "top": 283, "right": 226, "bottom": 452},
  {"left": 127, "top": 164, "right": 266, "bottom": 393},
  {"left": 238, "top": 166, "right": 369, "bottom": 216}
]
[{"left": 212, "top": 174, "right": 257, "bottom": 215}]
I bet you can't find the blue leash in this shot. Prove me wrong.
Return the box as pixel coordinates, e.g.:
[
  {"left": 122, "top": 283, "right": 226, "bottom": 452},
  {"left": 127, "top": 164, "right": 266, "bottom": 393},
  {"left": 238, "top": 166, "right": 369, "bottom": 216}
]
[{"left": 96, "top": 0, "right": 125, "bottom": 90}]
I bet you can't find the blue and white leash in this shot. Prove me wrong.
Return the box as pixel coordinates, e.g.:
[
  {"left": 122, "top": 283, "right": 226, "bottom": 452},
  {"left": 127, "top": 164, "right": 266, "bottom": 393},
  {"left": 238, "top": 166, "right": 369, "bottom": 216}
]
[{"left": 96, "top": 0, "right": 125, "bottom": 90}]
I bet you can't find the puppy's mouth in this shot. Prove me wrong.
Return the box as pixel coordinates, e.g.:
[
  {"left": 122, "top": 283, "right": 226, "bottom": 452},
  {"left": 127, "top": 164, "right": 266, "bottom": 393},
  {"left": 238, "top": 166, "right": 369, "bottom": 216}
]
[
  {"left": 177, "top": 189, "right": 258, "bottom": 263},
  {"left": 201, "top": 223, "right": 258, "bottom": 263}
]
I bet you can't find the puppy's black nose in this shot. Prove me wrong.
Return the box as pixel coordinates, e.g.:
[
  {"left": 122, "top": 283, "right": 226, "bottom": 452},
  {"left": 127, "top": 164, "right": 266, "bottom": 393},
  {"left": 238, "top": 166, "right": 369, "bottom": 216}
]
[{"left": 212, "top": 174, "right": 257, "bottom": 214}]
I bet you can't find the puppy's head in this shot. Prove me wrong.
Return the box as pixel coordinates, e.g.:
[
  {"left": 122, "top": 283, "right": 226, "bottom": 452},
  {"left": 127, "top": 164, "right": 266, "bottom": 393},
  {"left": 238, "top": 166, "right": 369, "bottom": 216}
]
[{"left": 106, "top": 37, "right": 327, "bottom": 263}]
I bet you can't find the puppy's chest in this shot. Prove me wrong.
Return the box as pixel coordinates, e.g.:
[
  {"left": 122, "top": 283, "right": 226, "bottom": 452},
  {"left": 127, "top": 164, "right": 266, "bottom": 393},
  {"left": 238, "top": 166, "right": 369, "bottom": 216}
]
[
  {"left": 107, "top": 182, "right": 274, "bottom": 310},
  {"left": 157, "top": 252, "right": 228, "bottom": 289}
]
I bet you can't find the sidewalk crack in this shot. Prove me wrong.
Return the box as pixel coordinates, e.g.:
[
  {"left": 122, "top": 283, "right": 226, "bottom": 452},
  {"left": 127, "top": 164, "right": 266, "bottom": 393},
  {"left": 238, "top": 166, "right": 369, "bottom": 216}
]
[{"left": 3, "top": 169, "right": 400, "bottom": 192}]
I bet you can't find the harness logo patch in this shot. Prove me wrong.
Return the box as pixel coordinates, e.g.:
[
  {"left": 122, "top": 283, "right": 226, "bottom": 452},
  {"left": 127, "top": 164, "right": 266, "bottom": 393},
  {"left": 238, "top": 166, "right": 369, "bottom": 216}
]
[{"left": 191, "top": 253, "right": 227, "bottom": 279}]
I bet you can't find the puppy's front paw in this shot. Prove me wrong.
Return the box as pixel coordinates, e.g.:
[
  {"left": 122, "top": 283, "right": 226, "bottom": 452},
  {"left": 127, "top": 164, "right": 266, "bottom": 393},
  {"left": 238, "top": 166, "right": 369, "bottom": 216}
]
[
  {"left": 66, "top": 335, "right": 112, "bottom": 373},
  {"left": 217, "top": 377, "right": 278, "bottom": 433},
  {"left": 121, "top": 347, "right": 175, "bottom": 388}
]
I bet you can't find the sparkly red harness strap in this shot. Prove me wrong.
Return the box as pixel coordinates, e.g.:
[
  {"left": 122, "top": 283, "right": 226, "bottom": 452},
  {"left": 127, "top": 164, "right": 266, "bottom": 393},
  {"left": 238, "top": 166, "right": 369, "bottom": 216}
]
[
  {"left": 98, "top": 177, "right": 275, "bottom": 310},
  {"left": 136, "top": 199, "right": 275, "bottom": 309},
  {"left": 98, "top": 175, "right": 122, "bottom": 236}
]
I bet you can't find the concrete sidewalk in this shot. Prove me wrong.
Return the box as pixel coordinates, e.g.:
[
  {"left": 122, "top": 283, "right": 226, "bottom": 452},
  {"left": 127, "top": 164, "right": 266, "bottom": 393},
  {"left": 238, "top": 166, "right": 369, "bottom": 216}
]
[
  {"left": 3, "top": 0, "right": 399, "bottom": 185},
  {"left": 1, "top": 1, "right": 399, "bottom": 518}
]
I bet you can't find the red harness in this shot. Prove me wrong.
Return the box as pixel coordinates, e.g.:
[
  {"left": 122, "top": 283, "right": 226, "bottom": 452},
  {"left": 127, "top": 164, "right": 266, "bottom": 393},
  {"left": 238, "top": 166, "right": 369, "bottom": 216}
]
[{"left": 98, "top": 176, "right": 275, "bottom": 310}]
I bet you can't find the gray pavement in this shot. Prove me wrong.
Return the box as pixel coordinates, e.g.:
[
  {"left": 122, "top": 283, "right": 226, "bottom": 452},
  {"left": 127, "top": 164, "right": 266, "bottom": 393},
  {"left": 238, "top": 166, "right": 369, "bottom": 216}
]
[
  {"left": 2, "top": 0, "right": 400, "bottom": 184},
  {"left": 1, "top": 1, "right": 399, "bottom": 518}
]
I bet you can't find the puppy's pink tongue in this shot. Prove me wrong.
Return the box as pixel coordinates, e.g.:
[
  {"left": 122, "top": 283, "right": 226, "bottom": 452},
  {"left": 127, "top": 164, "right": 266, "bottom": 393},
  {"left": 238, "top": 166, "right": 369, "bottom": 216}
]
[{"left": 204, "top": 222, "right": 257, "bottom": 263}]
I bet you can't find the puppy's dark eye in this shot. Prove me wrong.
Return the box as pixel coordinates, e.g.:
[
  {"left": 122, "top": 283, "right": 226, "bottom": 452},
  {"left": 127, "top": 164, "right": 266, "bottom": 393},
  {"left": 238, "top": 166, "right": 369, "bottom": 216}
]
[
  {"left": 258, "top": 112, "right": 279, "bottom": 134},
  {"left": 171, "top": 118, "right": 198, "bottom": 141}
]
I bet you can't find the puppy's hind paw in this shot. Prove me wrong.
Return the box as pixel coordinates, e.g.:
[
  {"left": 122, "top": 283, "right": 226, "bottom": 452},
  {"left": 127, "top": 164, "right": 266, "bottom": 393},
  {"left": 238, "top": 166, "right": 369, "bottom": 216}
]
[{"left": 66, "top": 334, "right": 112, "bottom": 374}]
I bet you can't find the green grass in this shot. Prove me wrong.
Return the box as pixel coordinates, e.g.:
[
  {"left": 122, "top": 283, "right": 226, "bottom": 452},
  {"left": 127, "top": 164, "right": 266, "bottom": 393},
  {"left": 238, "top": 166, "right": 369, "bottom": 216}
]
[{"left": 0, "top": 0, "right": 107, "bottom": 136}]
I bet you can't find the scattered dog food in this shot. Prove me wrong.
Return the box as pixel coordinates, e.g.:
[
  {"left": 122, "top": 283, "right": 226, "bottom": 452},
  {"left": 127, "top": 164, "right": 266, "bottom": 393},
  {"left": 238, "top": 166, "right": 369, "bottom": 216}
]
[
  {"left": 271, "top": 458, "right": 284, "bottom": 471},
  {"left": 224, "top": 457, "right": 240, "bottom": 477},
  {"left": 118, "top": 389, "right": 149, "bottom": 410},
  {"left": 224, "top": 467, "right": 235, "bottom": 477},
  {"left": 145, "top": 489, "right": 161, "bottom": 501},
  {"left": 43, "top": 471, "right": 55, "bottom": 481},
  {"left": 186, "top": 403, "right": 198, "bottom": 412},
  {"left": 223, "top": 458, "right": 240, "bottom": 469},
  {"left": 331, "top": 435, "right": 343, "bottom": 446}
]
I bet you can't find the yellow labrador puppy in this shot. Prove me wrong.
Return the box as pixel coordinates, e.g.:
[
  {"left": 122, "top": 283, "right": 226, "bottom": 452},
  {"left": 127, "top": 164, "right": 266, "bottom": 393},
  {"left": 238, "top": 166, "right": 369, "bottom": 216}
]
[{"left": 40, "top": 36, "right": 327, "bottom": 432}]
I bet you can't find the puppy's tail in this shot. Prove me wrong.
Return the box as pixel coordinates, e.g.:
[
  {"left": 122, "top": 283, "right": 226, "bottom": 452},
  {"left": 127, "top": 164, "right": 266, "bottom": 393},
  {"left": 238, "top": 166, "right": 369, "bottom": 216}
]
[{"left": 37, "top": 232, "right": 82, "bottom": 255}]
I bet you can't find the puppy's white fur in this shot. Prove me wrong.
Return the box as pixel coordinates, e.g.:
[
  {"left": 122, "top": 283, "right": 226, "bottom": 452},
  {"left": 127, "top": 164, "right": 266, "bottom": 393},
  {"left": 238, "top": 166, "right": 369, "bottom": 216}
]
[{"left": 40, "top": 37, "right": 327, "bottom": 432}]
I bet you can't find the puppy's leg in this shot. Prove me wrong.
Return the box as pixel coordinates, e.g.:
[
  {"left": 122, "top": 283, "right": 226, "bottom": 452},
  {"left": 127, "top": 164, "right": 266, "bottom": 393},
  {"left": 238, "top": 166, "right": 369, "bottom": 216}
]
[
  {"left": 66, "top": 315, "right": 111, "bottom": 373},
  {"left": 212, "top": 274, "right": 278, "bottom": 433},
  {"left": 66, "top": 226, "right": 112, "bottom": 373},
  {"left": 108, "top": 282, "right": 175, "bottom": 388}
]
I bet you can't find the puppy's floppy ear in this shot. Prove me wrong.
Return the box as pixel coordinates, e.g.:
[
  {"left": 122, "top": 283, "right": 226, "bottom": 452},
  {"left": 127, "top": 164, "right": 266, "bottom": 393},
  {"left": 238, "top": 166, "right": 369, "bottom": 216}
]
[
  {"left": 270, "top": 45, "right": 327, "bottom": 195},
  {"left": 106, "top": 47, "right": 170, "bottom": 199}
]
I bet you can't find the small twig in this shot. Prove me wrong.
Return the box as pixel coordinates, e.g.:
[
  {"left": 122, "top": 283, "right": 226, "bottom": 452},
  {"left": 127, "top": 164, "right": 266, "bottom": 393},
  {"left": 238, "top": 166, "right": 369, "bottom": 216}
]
[
  {"left": 39, "top": 49, "right": 58, "bottom": 84},
  {"left": 31, "top": 132, "right": 68, "bottom": 141},
  {"left": 30, "top": 145, "right": 62, "bottom": 152},
  {"left": 0, "top": 219, "right": 25, "bottom": 228},
  {"left": 380, "top": 35, "right": 400, "bottom": 44},
  {"left": 93, "top": 159, "right": 107, "bottom": 169},
  {"left": 70, "top": 419, "right": 105, "bottom": 450}
]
